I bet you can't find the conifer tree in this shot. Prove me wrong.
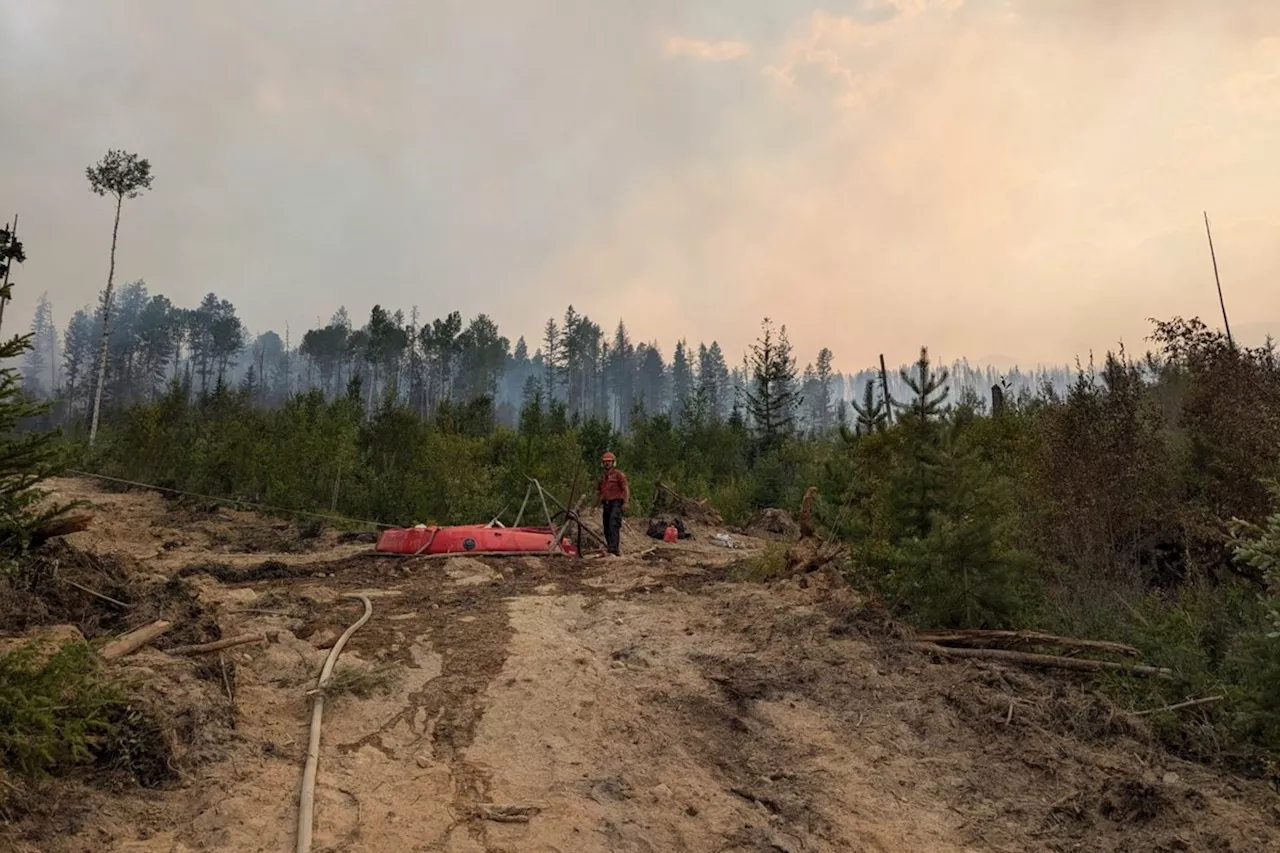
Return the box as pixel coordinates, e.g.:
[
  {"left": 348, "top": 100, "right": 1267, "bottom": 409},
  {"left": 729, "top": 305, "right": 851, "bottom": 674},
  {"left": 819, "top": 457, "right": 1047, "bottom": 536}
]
[
  {"left": 744, "top": 318, "right": 801, "bottom": 450},
  {"left": 851, "top": 379, "right": 887, "bottom": 435},
  {"left": 889, "top": 423, "right": 1031, "bottom": 628},
  {"left": 812, "top": 347, "right": 835, "bottom": 433},
  {"left": 0, "top": 218, "right": 25, "bottom": 334},
  {"left": 888, "top": 347, "right": 950, "bottom": 538},
  {"left": 23, "top": 295, "right": 55, "bottom": 394},
  {"left": 670, "top": 340, "right": 693, "bottom": 423},
  {"left": 0, "top": 229, "right": 76, "bottom": 554},
  {"left": 542, "top": 318, "right": 560, "bottom": 402}
]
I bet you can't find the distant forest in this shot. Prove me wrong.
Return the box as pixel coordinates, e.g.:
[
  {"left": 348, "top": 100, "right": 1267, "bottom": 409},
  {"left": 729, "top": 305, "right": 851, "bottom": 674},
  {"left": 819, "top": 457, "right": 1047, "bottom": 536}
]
[{"left": 15, "top": 282, "right": 1080, "bottom": 430}]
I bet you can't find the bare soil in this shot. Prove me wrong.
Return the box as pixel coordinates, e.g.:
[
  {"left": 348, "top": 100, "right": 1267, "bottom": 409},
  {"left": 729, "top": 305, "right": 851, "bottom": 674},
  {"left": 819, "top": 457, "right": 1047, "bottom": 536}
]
[{"left": 2, "top": 476, "right": 1278, "bottom": 852}]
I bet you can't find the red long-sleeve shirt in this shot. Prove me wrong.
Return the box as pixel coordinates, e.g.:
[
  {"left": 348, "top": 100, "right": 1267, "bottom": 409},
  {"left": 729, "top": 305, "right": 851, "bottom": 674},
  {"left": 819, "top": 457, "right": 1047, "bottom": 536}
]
[{"left": 596, "top": 468, "right": 629, "bottom": 502}]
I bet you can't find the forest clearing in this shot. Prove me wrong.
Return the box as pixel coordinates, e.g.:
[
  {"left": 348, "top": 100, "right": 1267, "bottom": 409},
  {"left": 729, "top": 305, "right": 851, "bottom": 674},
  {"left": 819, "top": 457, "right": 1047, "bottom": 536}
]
[
  {"left": 2, "top": 476, "right": 1277, "bottom": 853},
  {"left": 7, "top": 9, "right": 1280, "bottom": 849}
]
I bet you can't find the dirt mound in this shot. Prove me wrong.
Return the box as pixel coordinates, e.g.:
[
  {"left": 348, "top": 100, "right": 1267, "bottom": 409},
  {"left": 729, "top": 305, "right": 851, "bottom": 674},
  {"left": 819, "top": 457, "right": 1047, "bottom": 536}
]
[
  {"left": 651, "top": 480, "right": 724, "bottom": 526},
  {"left": 744, "top": 507, "right": 800, "bottom": 539}
]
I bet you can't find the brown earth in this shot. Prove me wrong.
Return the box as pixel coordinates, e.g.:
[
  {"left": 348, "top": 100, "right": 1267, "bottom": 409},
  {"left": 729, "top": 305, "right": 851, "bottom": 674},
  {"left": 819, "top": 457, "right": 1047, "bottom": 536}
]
[{"left": 2, "top": 476, "right": 1279, "bottom": 852}]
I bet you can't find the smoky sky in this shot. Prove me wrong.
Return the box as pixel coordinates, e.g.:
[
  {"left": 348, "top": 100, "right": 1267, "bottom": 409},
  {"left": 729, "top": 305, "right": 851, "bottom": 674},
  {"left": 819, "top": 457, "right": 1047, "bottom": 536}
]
[{"left": 3, "top": 0, "right": 1279, "bottom": 372}]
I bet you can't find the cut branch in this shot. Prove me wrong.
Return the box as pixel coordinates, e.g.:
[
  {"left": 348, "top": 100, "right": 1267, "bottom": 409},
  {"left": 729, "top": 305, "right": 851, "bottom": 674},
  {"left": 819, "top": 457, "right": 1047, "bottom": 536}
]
[
  {"left": 169, "top": 634, "right": 266, "bottom": 656},
  {"left": 60, "top": 577, "right": 131, "bottom": 610},
  {"left": 910, "top": 642, "right": 1171, "bottom": 678},
  {"left": 1134, "top": 695, "right": 1223, "bottom": 716},
  {"left": 100, "top": 620, "right": 172, "bottom": 660},
  {"left": 914, "top": 629, "right": 1141, "bottom": 658}
]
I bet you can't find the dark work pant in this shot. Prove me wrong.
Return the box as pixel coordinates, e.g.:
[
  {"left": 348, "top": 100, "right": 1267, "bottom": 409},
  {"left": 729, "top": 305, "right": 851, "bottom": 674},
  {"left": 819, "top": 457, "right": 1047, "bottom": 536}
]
[{"left": 602, "top": 499, "right": 623, "bottom": 555}]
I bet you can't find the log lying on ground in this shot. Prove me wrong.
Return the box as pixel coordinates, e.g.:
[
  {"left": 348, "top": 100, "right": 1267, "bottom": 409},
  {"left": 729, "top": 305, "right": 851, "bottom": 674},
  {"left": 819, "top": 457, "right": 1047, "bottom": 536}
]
[
  {"left": 909, "top": 642, "right": 1172, "bottom": 678},
  {"left": 169, "top": 633, "right": 266, "bottom": 656},
  {"left": 914, "top": 629, "right": 1141, "bottom": 658},
  {"left": 100, "top": 620, "right": 173, "bottom": 660},
  {"left": 30, "top": 512, "right": 94, "bottom": 548}
]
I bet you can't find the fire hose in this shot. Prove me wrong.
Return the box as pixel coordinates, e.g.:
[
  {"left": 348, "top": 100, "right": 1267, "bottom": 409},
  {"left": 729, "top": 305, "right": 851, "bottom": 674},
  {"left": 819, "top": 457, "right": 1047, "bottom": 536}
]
[{"left": 296, "top": 593, "right": 373, "bottom": 853}]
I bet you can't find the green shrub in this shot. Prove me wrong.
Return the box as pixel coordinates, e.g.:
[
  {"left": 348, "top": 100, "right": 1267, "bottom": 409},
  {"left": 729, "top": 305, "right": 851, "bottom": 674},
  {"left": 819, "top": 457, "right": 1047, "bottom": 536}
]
[{"left": 0, "top": 639, "right": 125, "bottom": 777}]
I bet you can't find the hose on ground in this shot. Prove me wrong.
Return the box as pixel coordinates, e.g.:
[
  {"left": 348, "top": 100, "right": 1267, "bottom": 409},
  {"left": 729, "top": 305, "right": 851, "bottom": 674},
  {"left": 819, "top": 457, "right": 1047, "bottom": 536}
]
[{"left": 296, "top": 593, "right": 373, "bottom": 853}]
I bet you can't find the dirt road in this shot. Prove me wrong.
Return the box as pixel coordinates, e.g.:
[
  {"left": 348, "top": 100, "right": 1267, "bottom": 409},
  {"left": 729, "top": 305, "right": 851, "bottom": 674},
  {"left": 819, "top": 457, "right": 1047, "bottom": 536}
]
[{"left": 7, "top": 478, "right": 1279, "bottom": 852}]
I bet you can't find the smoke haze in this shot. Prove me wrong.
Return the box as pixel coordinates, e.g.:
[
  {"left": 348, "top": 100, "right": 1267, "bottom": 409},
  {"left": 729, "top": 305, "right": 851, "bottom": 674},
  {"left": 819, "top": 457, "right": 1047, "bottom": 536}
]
[{"left": 3, "top": 0, "right": 1278, "bottom": 369}]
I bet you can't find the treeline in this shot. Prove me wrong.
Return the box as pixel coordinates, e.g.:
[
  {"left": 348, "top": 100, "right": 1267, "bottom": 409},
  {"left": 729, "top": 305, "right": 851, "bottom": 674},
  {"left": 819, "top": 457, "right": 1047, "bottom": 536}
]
[
  {"left": 81, "top": 313, "right": 1280, "bottom": 771},
  {"left": 18, "top": 282, "right": 1076, "bottom": 434}
]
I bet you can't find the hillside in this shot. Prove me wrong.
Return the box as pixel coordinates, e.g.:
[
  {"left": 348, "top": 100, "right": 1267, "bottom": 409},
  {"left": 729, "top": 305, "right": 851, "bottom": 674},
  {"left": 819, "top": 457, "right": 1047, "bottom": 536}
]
[{"left": 1, "top": 477, "right": 1277, "bottom": 853}]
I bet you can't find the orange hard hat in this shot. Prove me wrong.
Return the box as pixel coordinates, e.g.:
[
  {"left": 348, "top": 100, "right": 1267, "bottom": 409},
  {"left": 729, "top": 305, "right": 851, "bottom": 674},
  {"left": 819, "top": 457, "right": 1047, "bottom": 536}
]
[{"left": 601, "top": 451, "right": 616, "bottom": 462}]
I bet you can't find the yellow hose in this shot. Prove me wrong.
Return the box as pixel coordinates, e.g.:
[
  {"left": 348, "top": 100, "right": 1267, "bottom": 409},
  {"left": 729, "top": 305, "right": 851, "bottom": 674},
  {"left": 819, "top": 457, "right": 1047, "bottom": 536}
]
[{"left": 296, "top": 593, "right": 373, "bottom": 853}]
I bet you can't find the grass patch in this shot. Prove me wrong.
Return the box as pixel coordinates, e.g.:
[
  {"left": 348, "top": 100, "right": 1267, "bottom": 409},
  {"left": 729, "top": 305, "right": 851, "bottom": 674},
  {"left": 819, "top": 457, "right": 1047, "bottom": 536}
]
[
  {"left": 316, "top": 662, "right": 402, "bottom": 700},
  {"left": 730, "top": 540, "right": 790, "bottom": 583}
]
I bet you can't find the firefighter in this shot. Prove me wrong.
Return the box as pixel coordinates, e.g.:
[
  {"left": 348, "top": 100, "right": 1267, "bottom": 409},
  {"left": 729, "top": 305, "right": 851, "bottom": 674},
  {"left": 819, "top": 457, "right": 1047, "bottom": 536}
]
[{"left": 593, "top": 451, "right": 630, "bottom": 556}]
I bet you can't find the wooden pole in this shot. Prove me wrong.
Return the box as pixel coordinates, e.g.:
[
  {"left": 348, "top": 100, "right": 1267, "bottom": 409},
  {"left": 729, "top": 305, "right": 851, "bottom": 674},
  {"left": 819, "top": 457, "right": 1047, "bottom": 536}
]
[
  {"left": 878, "top": 353, "right": 894, "bottom": 425},
  {"left": 533, "top": 480, "right": 609, "bottom": 548},
  {"left": 534, "top": 478, "right": 554, "bottom": 528},
  {"left": 512, "top": 483, "right": 532, "bottom": 527},
  {"left": 1204, "top": 211, "right": 1234, "bottom": 347}
]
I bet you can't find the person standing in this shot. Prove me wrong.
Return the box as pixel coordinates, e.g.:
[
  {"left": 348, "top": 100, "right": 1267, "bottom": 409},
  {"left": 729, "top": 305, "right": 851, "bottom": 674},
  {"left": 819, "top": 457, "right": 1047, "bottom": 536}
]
[{"left": 594, "top": 451, "right": 629, "bottom": 556}]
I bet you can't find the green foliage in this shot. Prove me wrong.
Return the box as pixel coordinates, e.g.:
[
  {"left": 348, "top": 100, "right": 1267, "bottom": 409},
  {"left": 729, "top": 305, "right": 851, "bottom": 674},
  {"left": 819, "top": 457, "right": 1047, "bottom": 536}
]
[
  {"left": 1231, "top": 482, "right": 1280, "bottom": 637},
  {"left": 68, "top": 312, "right": 1280, "bottom": 770},
  {"left": 882, "top": 425, "right": 1036, "bottom": 628},
  {"left": 86, "top": 149, "right": 154, "bottom": 201},
  {"left": 735, "top": 540, "right": 789, "bottom": 582},
  {"left": 0, "top": 221, "right": 25, "bottom": 307},
  {"left": 1222, "top": 485, "right": 1280, "bottom": 754},
  {"left": 0, "top": 234, "right": 77, "bottom": 557},
  {"left": 0, "top": 639, "right": 125, "bottom": 777},
  {"left": 744, "top": 318, "right": 801, "bottom": 450}
]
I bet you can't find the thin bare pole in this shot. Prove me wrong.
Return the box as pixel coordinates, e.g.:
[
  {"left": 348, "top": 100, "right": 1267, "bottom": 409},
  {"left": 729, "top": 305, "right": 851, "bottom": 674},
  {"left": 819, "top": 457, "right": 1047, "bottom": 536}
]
[
  {"left": 878, "top": 353, "right": 894, "bottom": 425},
  {"left": 1204, "top": 211, "right": 1234, "bottom": 347}
]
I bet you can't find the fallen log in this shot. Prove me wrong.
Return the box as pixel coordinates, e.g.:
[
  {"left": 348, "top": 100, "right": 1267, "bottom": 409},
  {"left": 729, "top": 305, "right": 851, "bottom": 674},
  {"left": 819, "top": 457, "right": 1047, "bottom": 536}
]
[
  {"left": 169, "top": 634, "right": 266, "bottom": 656},
  {"left": 909, "top": 642, "right": 1172, "bottom": 678},
  {"left": 914, "top": 629, "right": 1141, "bottom": 658},
  {"left": 29, "top": 512, "right": 94, "bottom": 548},
  {"left": 100, "top": 620, "right": 173, "bottom": 661}
]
